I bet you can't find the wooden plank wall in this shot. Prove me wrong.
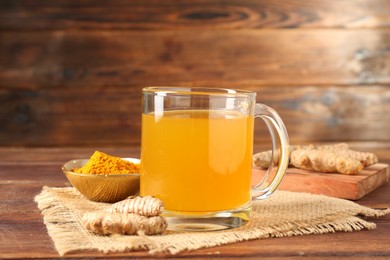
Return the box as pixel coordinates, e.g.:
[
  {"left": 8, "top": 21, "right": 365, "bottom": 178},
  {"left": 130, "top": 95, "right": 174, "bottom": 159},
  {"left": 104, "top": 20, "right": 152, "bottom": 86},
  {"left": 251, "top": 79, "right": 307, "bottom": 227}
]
[{"left": 0, "top": 0, "right": 389, "bottom": 147}]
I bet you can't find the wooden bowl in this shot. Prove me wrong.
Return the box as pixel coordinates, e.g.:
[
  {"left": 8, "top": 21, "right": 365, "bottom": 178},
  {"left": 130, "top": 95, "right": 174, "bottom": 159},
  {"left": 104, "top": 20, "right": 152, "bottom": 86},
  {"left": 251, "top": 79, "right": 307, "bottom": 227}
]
[{"left": 62, "top": 158, "right": 140, "bottom": 203}]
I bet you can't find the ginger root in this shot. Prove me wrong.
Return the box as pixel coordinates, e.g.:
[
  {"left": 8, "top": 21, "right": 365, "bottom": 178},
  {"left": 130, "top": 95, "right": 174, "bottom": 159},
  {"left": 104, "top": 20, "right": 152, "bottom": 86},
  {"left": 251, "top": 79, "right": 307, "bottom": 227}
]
[
  {"left": 253, "top": 143, "right": 350, "bottom": 169},
  {"left": 82, "top": 212, "right": 167, "bottom": 235},
  {"left": 254, "top": 143, "right": 378, "bottom": 175},
  {"left": 82, "top": 195, "right": 167, "bottom": 236},
  {"left": 107, "top": 196, "right": 164, "bottom": 217},
  {"left": 332, "top": 149, "right": 378, "bottom": 167},
  {"left": 290, "top": 149, "right": 364, "bottom": 175}
]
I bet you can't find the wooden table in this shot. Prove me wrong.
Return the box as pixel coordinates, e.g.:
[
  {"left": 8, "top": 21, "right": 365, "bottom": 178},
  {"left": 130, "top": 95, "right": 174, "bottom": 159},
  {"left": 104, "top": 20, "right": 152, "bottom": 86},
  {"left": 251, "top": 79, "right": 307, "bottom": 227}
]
[{"left": 1, "top": 147, "right": 389, "bottom": 259}]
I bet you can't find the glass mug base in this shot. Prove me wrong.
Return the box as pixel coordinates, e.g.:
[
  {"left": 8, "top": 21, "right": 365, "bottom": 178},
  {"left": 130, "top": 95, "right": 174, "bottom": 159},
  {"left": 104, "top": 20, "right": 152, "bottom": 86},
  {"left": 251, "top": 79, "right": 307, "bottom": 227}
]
[{"left": 162, "top": 203, "right": 251, "bottom": 231}]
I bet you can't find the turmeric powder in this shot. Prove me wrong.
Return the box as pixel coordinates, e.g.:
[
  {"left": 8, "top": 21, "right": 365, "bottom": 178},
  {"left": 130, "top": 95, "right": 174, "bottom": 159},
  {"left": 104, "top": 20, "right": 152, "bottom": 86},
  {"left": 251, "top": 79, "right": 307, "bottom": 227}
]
[{"left": 73, "top": 151, "right": 140, "bottom": 175}]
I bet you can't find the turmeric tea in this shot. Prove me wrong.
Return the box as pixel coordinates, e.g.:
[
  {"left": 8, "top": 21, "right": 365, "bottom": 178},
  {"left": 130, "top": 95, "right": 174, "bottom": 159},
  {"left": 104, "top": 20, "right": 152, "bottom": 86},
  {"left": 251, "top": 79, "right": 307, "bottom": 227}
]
[{"left": 73, "top": 151, "right": 140, "bottom": 174}]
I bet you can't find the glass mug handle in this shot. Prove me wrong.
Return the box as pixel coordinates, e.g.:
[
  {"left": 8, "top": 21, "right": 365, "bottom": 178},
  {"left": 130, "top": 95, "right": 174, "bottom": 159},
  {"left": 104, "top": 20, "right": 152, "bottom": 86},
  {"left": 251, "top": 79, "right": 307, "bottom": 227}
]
[{"left": 251, "top": 104, "right": 290, "bottom": 200}]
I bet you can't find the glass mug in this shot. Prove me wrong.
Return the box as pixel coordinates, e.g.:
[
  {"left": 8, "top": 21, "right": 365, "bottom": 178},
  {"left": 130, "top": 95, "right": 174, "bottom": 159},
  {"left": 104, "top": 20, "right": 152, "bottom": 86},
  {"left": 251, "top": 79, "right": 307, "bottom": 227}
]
[{"left": 140, "top": 87, "right": 289, "bottom": 231}]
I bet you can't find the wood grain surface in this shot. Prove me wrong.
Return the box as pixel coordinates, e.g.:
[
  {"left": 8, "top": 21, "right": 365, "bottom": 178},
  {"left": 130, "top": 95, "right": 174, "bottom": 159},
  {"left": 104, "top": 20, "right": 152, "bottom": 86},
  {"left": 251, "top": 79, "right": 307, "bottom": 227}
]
[
  {"left": 1, "top": 2, "right": 389, "bottom": 258},
  {"left": 261, "top": 163, "right": 390, "bottom": 200},
  {"left": 0, "top": 147, "right": 389, "bottom": 259},
  {"left": 0, "top": 0, "right": 390, "bottom": 147},
  {"left": 1, "top": 85, "right": 389, "bottom": 146},
  {"left": 1, "top": 30, "right": 390, "bottom": 88},
  {"left": 1, "top": 0, "right": 390, "bottom": 30}
]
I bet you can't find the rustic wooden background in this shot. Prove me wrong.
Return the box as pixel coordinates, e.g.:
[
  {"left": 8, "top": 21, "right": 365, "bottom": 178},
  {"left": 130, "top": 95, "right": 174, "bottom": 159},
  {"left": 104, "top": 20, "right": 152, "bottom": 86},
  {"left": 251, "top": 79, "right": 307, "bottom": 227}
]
[{"left": 0, "top": 0, "right": 389, "bottom": 147}]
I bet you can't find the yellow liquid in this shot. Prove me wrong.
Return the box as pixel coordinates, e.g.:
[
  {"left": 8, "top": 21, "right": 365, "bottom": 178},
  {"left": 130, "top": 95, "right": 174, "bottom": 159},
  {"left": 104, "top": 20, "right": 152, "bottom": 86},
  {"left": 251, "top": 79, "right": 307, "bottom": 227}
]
[{"left": 140, "top": 110, "right": 254, "bottom": 213}]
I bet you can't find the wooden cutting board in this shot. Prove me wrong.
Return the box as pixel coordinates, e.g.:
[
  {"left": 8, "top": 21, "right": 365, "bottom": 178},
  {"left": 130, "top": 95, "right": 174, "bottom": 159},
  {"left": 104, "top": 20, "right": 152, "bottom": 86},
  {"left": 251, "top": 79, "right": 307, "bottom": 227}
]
[{"left": 253, "top": 163, "right": 389, "bottom": 200}]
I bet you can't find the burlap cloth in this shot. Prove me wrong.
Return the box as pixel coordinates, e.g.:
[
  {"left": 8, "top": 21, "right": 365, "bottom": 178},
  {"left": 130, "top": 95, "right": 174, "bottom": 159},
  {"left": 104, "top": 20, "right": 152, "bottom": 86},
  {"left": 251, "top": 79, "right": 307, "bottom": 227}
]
[{"left": 35, "top": 186, "right": 389, "bottom": 256}]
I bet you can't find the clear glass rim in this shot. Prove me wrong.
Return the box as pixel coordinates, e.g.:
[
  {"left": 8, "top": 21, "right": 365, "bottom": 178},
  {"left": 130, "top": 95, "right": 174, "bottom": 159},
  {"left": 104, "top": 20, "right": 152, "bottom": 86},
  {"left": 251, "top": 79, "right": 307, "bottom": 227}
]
[{"left": 143, "top": 86, "right": 256, "bottom": 97}]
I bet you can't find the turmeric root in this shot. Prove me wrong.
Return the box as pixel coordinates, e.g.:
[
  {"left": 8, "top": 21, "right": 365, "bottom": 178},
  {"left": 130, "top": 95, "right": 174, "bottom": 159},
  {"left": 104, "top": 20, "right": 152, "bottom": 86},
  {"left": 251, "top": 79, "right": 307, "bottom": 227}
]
[
  {"left": 332, "top": 149, "right": 378, "bottom": 167},
  {"left": 290, "top": 149, "right": 363, "bottom": 175},
  {"left": 253, "top": 150, "right": 276, "bottom": 169},
  {"left": 107, "top": 196, "right": 164, "bottom": 217},
  {"left": 314, "top": 143, "right": 350, "bottom": 151},
  {"left": 82, "top": 212, "right": 167, "bottom": 235},
  {"left": 253, "top": 143, "right": 350, "bottom": 169}
]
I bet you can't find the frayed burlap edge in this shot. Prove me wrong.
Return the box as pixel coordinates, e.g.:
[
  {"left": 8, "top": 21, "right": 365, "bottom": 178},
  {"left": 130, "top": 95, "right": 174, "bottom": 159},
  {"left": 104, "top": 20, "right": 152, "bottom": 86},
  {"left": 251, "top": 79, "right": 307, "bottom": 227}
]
[{"left": 35, "top": 186, "right": 390, "bottom": 256}]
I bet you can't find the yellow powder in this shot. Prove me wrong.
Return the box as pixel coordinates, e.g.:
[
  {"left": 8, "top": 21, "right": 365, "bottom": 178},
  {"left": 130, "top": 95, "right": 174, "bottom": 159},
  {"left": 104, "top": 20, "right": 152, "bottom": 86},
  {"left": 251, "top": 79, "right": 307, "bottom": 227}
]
[{"left": 73, "top": 151, "right": 140, "bottom": 175}]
